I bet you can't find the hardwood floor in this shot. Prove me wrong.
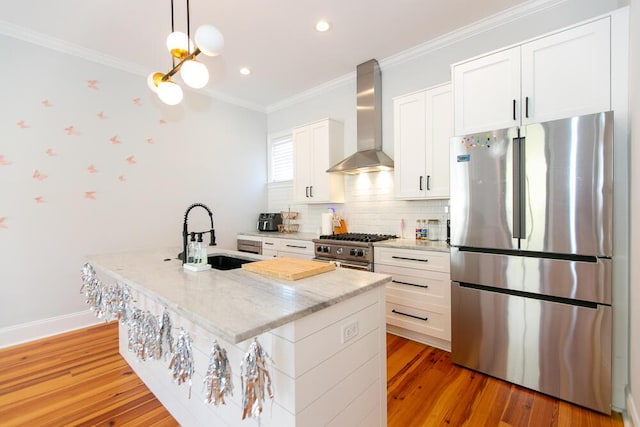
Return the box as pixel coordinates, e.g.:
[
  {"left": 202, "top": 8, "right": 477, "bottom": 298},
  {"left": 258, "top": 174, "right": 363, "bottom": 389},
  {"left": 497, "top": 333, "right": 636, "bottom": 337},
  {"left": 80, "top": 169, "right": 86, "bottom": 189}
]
[
  {"left": 0, "top": 321, "right": 178, "bottom": 426},
  {"left": 387, "top": 333, "right": 623, "bottom": 427},
  {"left": 0, "top": 323, "right": 624, "bottom": 426}
]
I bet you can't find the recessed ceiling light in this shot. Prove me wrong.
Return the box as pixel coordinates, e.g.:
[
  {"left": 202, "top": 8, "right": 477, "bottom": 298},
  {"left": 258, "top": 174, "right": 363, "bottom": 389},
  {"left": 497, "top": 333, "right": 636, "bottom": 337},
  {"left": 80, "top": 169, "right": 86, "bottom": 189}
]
[
  {"left": 239, "top": 67, "right": 252, "bottom": 76},
  {"left": 315, "top": 20, "right": 331, "bottom": 32}
]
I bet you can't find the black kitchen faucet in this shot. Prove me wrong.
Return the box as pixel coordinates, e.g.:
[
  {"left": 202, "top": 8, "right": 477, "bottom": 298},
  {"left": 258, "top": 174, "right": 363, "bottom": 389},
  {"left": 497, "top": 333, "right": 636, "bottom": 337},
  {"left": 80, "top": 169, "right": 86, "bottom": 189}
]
[{"left": 181, "top": 203, "right": 216, "bottom": 264}]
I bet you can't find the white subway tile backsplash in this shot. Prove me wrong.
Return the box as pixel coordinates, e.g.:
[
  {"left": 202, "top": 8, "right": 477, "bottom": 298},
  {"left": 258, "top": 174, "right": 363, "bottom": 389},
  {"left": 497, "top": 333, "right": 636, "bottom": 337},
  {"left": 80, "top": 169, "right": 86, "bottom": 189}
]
[{"left": 267, "top": 173, "right": 449, "bottom": 237}]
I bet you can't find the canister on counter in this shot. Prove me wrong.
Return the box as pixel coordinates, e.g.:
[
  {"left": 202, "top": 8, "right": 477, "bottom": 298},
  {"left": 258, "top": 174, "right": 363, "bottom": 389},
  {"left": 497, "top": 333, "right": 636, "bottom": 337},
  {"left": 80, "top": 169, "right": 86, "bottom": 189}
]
[{"left": 427, "top": 219, "right": 440, "bottom": 241}]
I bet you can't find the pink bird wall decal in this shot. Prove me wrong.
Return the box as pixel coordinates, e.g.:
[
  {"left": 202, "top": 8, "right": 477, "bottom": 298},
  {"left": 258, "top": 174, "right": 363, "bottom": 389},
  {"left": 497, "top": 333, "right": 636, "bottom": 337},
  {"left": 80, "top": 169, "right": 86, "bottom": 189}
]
[
  {"left": 133, "top": 98, "right": 142, "bottom": 106},
  {"left": 97, "top": 112, "right": 107, "bottom": 120},
  {"left": 64, "top": 125, "right": 80, "bottom": 136},
  {"left": 45, "top": 148, "right": 56, "bottom": 157},
  {"left": 87, "top": 164, "right": 98, "bottom": 173},
  {"left": 109, "top": 135, "right": 121, "bottom": 145},
  {"left": 126, "top": 155, "right": 136, "bottom": 165},
  {"left": 42, "top": 99, "right": 52, "bottom": 107},
  {"left": 118, "top": 175, "right": 126, "bottom": 182},
  {"left": 0, "top": 155, "right": 12, "bottom": 166},
  {"left": 32, "top": 169, "right": 48, "bottom": 181},
  {"left": 0, "top": 216, "right": 7, "bottom": 229},
  {"left": 87, "top": 80, "right": 99, "bottom": 90},
  {"left": 84, "top": 191, "right": 96, "bottom": 200},
  {"left": 146, "top": 138, "right": 154, "bottom": 144},
  {"left": 34, "top": 196, "right": 45, "bottom": 204},
  {"left": 159, "top": 119, "right": 167, "bottom": 125},
  {"left": 17, "top": 120, "right": 29, "bottom": 129}
]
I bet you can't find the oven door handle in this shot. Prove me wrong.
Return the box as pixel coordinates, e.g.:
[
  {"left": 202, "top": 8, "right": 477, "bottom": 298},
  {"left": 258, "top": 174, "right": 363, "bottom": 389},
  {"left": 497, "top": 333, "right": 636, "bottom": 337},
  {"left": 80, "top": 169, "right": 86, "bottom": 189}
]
[
  {"left": 313, "top": 257, "right": 371, "bottom": 271},
  {"left": 336, "top": 261, "right": 371, "bottom": 271}
]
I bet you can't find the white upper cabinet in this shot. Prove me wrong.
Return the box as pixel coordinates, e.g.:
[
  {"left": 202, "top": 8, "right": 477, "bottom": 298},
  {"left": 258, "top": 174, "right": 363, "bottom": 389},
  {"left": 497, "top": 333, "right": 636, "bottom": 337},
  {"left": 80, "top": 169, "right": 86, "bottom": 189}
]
[
  {"left": 394, "top": 83, "right": 452, "bottom": 200},
  {"left": 293, "top": 119, "right": 344, "bottom": 204},
  {"left": 520, "top": 17, "right": 610, "bottom": 125},
  {"left": 453, "top": 17, "right": 610, "bottom": 136},
  {"left": 453, "top": 48, "right": 520, "bottom": 136}
]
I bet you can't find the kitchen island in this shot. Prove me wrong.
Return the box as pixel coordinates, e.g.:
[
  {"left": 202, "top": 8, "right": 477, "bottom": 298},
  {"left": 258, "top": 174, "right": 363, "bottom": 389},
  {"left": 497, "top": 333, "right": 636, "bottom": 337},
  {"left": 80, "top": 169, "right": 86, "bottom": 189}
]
[{"left": 86, "top": 247, "right": 391, "bottom": 426}]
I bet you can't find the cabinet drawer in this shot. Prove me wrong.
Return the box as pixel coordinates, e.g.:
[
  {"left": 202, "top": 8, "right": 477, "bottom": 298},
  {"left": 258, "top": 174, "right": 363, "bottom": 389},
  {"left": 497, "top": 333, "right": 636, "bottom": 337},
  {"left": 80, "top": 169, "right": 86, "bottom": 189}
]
[
  {"left": 262, "top": 238, "right": 279, "bottom": 250},
  {"left": 279, "top": 239, "right": 314, "bottom": 254},
  {"left": 375, "top": 247, "right": 449, "bottom": 273},
  {"left": 262, "top": 237, "right": 314, "bottom": 259},
  {"left": 377, "top": 264, "right": 450, "bottom": 308},
  {"left": 386, "top": 302, "right": 450, "bottom": 341}
]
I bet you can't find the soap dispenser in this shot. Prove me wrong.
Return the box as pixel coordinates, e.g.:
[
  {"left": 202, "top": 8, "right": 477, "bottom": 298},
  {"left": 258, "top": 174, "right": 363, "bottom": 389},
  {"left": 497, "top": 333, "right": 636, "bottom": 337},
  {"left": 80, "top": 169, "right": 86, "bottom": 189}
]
[
  {"left": 187, "top": 232, "right": 197, "bottom": 264},
  {"left": 195, "top": 233, "right": 206, "bottom": 266}
]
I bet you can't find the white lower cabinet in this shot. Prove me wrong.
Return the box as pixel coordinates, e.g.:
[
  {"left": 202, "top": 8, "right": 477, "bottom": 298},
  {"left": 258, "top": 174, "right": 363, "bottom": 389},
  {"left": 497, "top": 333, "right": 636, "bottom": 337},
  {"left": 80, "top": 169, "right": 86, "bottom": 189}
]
[
  {"left": 262, "top": 237, "right": 314, "bottom": 259},
  {"left": 374, "top": 247, "right": 451, "bottom": 351}
]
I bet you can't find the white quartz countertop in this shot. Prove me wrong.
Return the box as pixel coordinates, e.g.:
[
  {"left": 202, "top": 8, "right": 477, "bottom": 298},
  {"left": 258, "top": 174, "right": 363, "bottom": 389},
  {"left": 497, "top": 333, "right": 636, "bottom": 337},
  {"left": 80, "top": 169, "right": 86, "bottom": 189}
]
[
  {"left": 86, "top": 247, "right": 391, "bottom": 344},
  {"left": 373, "top": 238, "right": 450, "bottom": 252}
]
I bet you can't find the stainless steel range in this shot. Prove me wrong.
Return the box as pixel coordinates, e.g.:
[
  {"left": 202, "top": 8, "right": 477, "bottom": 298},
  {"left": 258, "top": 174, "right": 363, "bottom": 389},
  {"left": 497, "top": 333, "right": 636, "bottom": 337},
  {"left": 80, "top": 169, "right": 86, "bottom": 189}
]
[{"left": 313, "top": 233, "right": 396, "bottom": 271}]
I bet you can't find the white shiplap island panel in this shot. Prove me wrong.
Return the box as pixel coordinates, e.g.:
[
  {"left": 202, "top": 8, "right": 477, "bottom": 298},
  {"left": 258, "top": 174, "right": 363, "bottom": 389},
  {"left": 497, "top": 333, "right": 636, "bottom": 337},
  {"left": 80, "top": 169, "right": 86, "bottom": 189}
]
[{"left": 87, "top": 247, "right": 390, "bottom": 426}]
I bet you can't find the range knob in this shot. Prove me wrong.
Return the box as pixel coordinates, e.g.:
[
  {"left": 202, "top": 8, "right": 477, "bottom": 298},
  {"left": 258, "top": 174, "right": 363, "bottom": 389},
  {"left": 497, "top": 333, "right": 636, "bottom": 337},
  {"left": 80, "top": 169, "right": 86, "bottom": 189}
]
[
  {"left": 336, "top": 247, "right": 343, "bottom": 255},
  {"left": 356, "top": 249, "right": 365, "bottom": 257},
  {"left": 349, "top": 248, "right": 357, "bottom": 256}
]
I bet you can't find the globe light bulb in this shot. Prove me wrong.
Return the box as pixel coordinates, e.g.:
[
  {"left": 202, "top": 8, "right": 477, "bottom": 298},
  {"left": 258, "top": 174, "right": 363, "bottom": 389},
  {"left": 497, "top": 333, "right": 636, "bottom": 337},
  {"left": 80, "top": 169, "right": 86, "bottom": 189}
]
[
  {"left": 146, "top": 72, "right": 164, "bottom": 93},
  {"left": 180, "top": 60, "right": 209, "bottom": 89},
  {"left": 195, "top": 25, "right": 224, "bottom": 56},
  {"left": 157, "top": 80, "right": 184, "bottom": 105},
  {"left": 166, "top": 31, "right": 193, "bottom": 59}
]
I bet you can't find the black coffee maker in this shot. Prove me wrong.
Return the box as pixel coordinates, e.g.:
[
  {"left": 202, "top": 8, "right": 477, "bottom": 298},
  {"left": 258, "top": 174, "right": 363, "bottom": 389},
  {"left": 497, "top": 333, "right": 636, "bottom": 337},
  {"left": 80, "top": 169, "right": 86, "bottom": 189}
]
[{"left": 257, "top": 213, "right": 282, "bottom": 231}]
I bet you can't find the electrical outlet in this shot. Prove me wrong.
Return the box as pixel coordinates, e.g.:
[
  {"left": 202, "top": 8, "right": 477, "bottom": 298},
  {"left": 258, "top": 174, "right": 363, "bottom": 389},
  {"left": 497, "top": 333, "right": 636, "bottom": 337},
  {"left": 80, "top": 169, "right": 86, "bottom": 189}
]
[{"left": 341, "top": 320, "right": 359, "bottom": 344}]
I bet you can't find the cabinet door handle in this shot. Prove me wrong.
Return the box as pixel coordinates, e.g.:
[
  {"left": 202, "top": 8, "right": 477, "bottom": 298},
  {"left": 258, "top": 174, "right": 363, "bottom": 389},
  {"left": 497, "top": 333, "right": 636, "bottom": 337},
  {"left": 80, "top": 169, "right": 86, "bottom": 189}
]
[
  {"left": 512, "top": 99, "right": 517, "bottom": 120},
  {"left": 309, "top": 185, "right": 313, "bottom": 198},
  {"left": 285, "top": 244, "right": 307, "bottom": 249},
  {"left": 264, "top": 242, "right": 275, "bottom": 246},
  {"left": 391, "top": 255, "right": 429, "bottom": 263},
  {"left": 392, "top": 279, "right": 429, "bottom": 289},
  {"left": 426, "top": 175, "right": 431, "bottom": 191},
  {"left": 525, "top": 96, "right": 529, "bottom": 118},
  {"left": 419, "top": 176, "right": 423, "bottom": 191},
  {"left": 392, "top": 309, "right": 428, "bottom": 321}
]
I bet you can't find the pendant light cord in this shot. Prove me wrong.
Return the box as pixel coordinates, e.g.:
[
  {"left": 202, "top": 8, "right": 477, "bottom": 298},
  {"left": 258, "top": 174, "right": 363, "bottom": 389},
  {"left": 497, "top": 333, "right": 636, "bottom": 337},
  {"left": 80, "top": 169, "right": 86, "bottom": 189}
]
[
  {"left": 170, "top": 0, "right": 176, "bottom": 68},
  {"left": 187, "top": 0, "right": 191, "bottom": 55}
]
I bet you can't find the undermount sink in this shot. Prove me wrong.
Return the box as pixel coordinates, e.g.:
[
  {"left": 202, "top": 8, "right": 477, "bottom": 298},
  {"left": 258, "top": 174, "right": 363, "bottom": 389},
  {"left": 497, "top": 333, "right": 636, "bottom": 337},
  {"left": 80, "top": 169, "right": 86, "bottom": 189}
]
[{"left": 208, "top": 255, "right": 255, "bottom": 271}]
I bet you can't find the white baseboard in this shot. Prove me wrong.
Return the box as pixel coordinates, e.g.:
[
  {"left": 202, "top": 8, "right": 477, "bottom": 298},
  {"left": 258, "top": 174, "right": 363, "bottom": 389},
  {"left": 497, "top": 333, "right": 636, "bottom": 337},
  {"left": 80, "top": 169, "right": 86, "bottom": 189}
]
[
  {"left": 0, "top": 310, "right": 102, "bottom": 349},
  {"left": 628, "top": 388, "right": 639, "bottom": 427}
]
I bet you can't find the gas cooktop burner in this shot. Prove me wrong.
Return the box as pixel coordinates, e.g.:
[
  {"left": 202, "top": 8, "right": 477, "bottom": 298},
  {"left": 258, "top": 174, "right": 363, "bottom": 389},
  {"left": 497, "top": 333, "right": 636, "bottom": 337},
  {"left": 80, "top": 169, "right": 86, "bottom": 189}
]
[{"left": 317, "top": 233, "right": 397, "bottom": 243}]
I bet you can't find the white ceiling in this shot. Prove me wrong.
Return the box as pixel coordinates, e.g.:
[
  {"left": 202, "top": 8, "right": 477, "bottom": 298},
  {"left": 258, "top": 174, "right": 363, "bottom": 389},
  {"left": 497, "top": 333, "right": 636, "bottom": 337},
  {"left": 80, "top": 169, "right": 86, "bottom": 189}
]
[{"left": 2, "top": 0, "right": 533, "bottom": 110}]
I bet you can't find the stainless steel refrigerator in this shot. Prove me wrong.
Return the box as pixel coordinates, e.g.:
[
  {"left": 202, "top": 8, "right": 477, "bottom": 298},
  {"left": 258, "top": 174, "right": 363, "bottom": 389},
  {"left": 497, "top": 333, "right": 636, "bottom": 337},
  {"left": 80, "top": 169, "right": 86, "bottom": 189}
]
[{"left": 449, "top": 111, "right": 613, "bottom": 414}]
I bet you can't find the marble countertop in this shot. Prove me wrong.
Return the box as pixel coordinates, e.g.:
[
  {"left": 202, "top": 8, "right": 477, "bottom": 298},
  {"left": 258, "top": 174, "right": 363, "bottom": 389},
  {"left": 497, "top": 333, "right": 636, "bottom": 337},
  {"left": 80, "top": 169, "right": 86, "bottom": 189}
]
[
  {"left": 373, "top": 238, "right": 451, "bottom": 252},
  {"left": 86, "top": 247, "right": 391, "bottom": 344},
  {"left": 237, "top": 231, "right": 319, "bottom": 241}
]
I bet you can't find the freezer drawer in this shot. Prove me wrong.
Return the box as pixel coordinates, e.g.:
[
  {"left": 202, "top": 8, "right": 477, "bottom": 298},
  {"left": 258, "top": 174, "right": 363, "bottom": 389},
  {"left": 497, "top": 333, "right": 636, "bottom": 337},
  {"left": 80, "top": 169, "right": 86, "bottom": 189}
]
[
  {"left": 451, "top": 282, "right": 611, "bottom": 414},
  {"left": 450, "top": 248, "right": 611, "bottom": 304}
]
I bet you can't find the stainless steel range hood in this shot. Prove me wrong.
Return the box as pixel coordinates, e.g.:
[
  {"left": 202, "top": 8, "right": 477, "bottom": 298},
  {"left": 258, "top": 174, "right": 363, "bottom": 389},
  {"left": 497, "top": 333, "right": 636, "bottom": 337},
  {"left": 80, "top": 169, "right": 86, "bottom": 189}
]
[{"left": 327, "top": 59, "right": 393, "bottom": 174}]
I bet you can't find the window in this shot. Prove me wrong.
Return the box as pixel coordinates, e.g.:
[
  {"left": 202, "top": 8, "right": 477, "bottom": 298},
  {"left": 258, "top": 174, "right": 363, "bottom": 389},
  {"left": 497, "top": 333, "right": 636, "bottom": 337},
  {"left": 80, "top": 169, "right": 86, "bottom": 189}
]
[{"left": 268, "top": 134, "right": 293, "bottom": 183}]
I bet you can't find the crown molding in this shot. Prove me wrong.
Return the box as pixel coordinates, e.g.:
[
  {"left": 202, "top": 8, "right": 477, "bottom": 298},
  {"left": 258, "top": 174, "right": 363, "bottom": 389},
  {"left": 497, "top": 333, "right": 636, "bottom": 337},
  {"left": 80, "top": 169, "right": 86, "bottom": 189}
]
[
  {"left": 266, "top": 72, "right": 355, "bottom": 114},
  {"left": 0, "top": 19, "right": 266, "bottom": 113},
  {"left": 380, "top": 0, "right": 567, "bottom": 70},
  {"left": 266, "top": 0, "right": 567, "bottom": 113}
]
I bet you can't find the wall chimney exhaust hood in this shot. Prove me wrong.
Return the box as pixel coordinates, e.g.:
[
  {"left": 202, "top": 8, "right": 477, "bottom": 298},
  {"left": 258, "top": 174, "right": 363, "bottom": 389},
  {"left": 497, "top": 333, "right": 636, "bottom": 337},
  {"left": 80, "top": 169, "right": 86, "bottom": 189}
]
[{"left": 327, "top": 59, "right": 393, "bottom": 174}]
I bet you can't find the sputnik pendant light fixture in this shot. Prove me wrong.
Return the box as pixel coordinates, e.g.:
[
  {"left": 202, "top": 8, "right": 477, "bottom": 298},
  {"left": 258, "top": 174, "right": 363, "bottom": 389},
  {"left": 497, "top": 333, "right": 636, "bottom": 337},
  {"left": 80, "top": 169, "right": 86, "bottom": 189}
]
[{"left": 147, "top": 0, "right": 224, "bottom": 105}]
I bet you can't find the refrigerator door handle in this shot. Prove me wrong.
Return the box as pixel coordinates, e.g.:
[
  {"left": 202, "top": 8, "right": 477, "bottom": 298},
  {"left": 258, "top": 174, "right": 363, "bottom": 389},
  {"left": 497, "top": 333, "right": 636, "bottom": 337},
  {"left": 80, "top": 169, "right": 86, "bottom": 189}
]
[{"left": 512, "top": 136, "right": 526, "bottom": 239}]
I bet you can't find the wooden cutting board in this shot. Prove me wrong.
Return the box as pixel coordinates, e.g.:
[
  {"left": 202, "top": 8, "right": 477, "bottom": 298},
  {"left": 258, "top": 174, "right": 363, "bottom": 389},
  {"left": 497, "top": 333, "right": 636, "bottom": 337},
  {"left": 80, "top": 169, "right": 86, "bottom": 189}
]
[{"left": 242, "top": 257, "right": 335, "bottom": 281}]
